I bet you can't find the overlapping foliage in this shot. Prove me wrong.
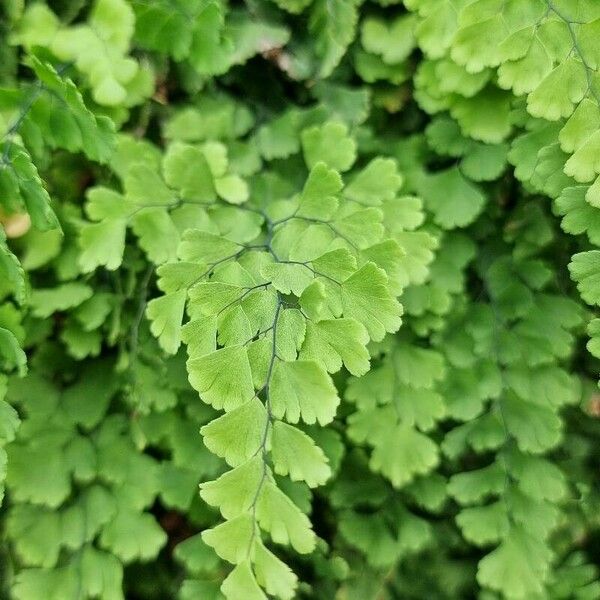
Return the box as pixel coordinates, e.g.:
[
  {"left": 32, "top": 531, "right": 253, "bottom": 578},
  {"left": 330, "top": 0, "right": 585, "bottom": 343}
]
[{"left": 1, "top": 1, "right": 599, "bottom": 599}]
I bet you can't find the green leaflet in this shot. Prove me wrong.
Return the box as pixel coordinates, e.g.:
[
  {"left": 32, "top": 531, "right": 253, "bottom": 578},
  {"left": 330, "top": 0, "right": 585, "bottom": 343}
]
[
  {"left": 297, "top": 161, "right": 342, "bottom": 219},
  {"left": 163, "top": 143, "right": 216, "bottom": 202},
  {"left": 99, "top": 509, "right": 167, "bottom": 562},
  {"left": 200, "top": 456, "right": 264, "bottom": 519},
  {"left": 221, "top": 562, "right": 266, "bottom": 600},
  {"left": 0, "top": 231, "right": 27, "bottom": 304},
  {"left": 301, "top": 122, "right": 357, "bottom": 172},
  {"left": 477, "top": 526, "right": 552, "bottom": 599},
  {"left": 146, "top": 290, "right": 187, "bottom": 354},
  {"left": 0, "top": 328, "right": 27, "bottom": 377},
  {"left": 341, "top": 263, "right": 402, "bottom": 341},
  {"left": 0, "top": 143, "right": 59, "bottom": 232},
  {"left": 255, "top": 480, "right": 316, "bottom": 553},
  {"left": 253, "top": 540, "right": 297, "bottom": 600},
  {"left": 78, "top": 187, "right": 128, "bottom": 272},
  {"left": 299, "top": 318, "right": 370, "bottom": 376},
  {"left": 344, "top": 157, "right": 404, "bottom": 205},
  {"left": 202, "top": 513, "right": 255, "bottom": 563},
  {"left": 569, "top": 251, "right": 600, "bottom": 306},
  {"left": 79, "top": 218, "right": 126, "bottom": 273},
  {"left": 174, "top": 533, "right": 221, "bottom": 574},
  {"left": 308, "top": 0, "right": 360, "bottom": 78},
  {"left": 29, "top": 283, "right": 93, "bottom": 318},
  {"left": 187, "top": 346, "right": 255, "bottom": 411},
  {"left": 418, "top": 166, "right": 486, "bottom": 228},
  {"left": 0, "top": 386, "right": 20, "bottom": 503},
  {"left": 361, "top": 15, "right": 416, "bottom": 65},
  {"left": 270, "top": 360, "right": 339, "bottom": 425},
  {"left": 201, "top": 398, "right": 267, "bottom": 467},
  {"left": 554, "top": 186, "right": 600, "bottom": 245},
  {"left": 271, "top": 421, "right": 331, "bottom": 487}
]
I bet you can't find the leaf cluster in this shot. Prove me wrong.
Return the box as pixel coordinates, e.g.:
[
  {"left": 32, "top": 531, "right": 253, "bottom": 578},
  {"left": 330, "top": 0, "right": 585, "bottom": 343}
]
[{"left": 1, "top": 1, "right": 600, "bottom": 600}]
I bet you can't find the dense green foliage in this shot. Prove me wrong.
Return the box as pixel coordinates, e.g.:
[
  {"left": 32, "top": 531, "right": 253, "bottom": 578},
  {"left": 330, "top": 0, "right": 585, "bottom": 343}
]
[{"left": 1, "top": 0, "right": 600, "bottom": 598}]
